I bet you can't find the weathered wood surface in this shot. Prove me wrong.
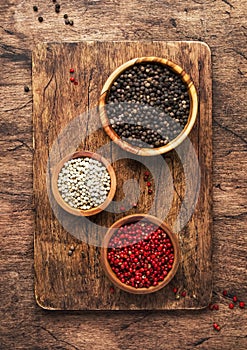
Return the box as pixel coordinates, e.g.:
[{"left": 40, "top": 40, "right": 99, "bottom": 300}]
[
  {"left": 33, "top": 41, "right": 212, "bottom": 310},
  {"left": 0, "top": 0, "right": 246, "bottom": 348}
]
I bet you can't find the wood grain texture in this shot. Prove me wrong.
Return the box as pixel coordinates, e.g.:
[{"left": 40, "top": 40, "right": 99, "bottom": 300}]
[
  {"left": 33, "top": 41, "right": 212, "bottom": 310},
  {"left": 0, "top": 0, "right": 246, "bottom": 349}
]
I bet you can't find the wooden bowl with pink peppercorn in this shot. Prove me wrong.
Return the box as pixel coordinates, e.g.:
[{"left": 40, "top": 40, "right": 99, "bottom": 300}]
[{"left": 101, "top": 214, "right": 180, "bottom": 294}]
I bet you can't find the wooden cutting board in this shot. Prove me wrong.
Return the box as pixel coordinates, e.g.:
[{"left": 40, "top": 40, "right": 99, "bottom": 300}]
[{"left": 33, "top": 41, "right": 212, "bottom": 310}]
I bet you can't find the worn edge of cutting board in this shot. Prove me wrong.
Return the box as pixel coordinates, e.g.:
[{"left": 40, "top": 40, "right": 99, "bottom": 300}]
[{"left": 33, "top": 40, "right": 212, "bottom": 310}]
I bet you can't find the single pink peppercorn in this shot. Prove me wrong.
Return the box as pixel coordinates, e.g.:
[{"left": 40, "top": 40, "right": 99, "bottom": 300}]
[{"left": 239, "top": 301, "right": 245, "bottom": 309}]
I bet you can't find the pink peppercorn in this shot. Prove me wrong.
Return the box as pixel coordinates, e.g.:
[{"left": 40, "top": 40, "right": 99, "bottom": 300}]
[
  {"left": 213, "top": 323, "right": 221, "bottom": 331},
  {"left": 107, "top": 222, "right": 174, "bottom": 289},
  {"left": 239, "top": 301, "right": 245, "bottom": 309}
]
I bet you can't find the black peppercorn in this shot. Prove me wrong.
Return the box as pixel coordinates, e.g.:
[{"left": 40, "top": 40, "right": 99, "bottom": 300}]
[
  {"left": 38, "top": 16, "right": 43, "bottom": 23},
  {"left": 69, "top": 20, "right": 74, "bottom": 26},
  {"left": 64, "top": 14, "right": 68, "bottom": 19},
  {"left": 33, "top": 5, "right": 38, "bottom": 12},
  {"left": 65, "top": 19, "right": 70, "bottom": 25},
  {"left": 55, "top": 4, "right": 60, "bottom": 13},
  {"left": 24, "top": 86, "right": 30, "bottom": 92},
  {"left": 106, "top": 62, "right": 190, "bottom": 148}
]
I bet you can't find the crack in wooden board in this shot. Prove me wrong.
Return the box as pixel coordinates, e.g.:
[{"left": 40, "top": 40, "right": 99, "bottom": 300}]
[{"left": 32, "top": 41, "right": 212, "bottom": 310}]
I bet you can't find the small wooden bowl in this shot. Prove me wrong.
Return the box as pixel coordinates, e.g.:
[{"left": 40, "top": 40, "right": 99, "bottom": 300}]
[
  {"left": 51, "top": 151, "right": 117, "bottom": 216},
  {"left": 99, "top": 56, "right": 198, "bottom": 156},
  {"left": 101, "top": 214, "right": 180, "bottom": 294}
]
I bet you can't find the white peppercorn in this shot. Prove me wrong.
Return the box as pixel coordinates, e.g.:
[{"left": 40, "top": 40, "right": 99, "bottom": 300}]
[{"left": 57, "top": 157, "right": 111, "bottom": 210}]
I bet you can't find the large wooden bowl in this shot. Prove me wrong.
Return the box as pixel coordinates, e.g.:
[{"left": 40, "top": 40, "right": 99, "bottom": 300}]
[
  {"left": 99, "top": 56, "right": 198, "bottom": 156},
  {"left": 51, "top": 151, "right": 117, "bottom": 216},
  {"left": 101, "top": 214, "right": 180, "bottom": 294}
]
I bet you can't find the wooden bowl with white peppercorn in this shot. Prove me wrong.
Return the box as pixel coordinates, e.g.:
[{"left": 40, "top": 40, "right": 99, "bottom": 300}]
[
  {"left": 99, "top": 57, "right": 198, "bottom": 156},
  {"left": 101, "top": 214, "right": 180, "bottom": 294},
  {"left": 51, "top": 151, "right": 117, "bottom": 217}
]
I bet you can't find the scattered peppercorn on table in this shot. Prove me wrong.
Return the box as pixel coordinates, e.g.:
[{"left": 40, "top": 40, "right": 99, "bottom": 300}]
[{"left": 33, "top": 40, "right": 212, "bottom": 310}]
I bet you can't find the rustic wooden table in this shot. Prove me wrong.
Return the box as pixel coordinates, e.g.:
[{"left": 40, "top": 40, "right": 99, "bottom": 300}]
[{"left": 0, "top": 1, "right": 246, "bottom": 349}]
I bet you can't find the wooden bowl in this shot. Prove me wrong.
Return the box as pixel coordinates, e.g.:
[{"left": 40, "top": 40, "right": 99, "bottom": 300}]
[
  {"left": 101, "top": 214, "right": 180, "bottom": 294},
  {"left": 51, "top": 151, "right": 117, "bottom": 216},
  {"left": 99, "top": 56, "right": 198, "bottom": 156}
]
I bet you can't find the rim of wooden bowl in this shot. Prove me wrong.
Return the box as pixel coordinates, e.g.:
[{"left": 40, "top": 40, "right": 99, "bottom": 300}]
[
  {"left": 51, "top": 151, "right": 117, "bottom": 217},
  {"left": 101, "top": 214, "right": 180, "bottom": 294},
  {"left": 99, "top": 56, "right": 198, "bottom": 156}
]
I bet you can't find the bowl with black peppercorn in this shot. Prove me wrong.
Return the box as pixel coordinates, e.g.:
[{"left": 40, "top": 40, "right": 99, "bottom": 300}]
[
  {"left": 51, "top": 151, "right": 117, "bottom": 216},
  {"left": 101, "top": 214, "right": 180, "bottom": 294},
  {"left": 99, "top": 57, "right": 198, "bottom": 156}
]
